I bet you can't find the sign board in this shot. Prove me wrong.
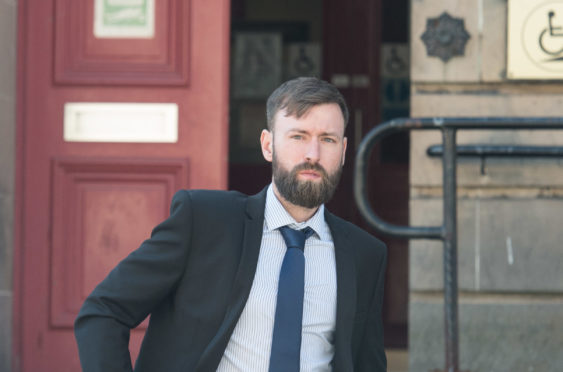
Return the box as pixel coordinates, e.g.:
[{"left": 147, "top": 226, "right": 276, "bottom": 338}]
[
  {"left": 232, "top": 32, "right": 282, "bottom": 99},
  {"left": 380, "top": 44, "right": 409, "bottom": 113},
  {"left": 286, "top": 43, "right": 322, "bottom": 79},
  {"left": 507, "top": 0, "right": 563, "bottom": 79},
  {"left": 94, "top": 0, "right": 155, "bottom": 38},
  {"left": 381, "top": 43, "right": 409, "bottom": 79}
]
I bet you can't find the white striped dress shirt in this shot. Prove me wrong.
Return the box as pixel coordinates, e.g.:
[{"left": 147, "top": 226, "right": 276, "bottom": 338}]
[{"left": 216, "top": 185, "right": 337, "bottom": 372}]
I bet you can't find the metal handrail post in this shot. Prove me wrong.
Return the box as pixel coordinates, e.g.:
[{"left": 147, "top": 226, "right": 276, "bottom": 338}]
[{"left": 442, "top": 127, "right": 459, "bottom": 372}]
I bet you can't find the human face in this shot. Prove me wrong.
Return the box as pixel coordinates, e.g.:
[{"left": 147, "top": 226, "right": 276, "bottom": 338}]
[{"left": 260, "top": 103, "right": 347, "bottom": 208}]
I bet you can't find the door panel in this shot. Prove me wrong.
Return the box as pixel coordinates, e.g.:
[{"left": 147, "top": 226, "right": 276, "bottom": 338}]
[
  {"left": 15, "top": 1, "right": 230, "bottom": 371},
  {"left": 54, "top": 0, "right": 190, "bottom": 86},
  {"left": 49, "top": 157, "right": 188, "bottom": 327}
]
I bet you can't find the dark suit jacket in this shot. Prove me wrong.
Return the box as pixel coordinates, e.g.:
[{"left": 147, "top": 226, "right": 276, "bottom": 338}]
[{"left": 75, "top": 187, "right": 387, "bottom": 372}]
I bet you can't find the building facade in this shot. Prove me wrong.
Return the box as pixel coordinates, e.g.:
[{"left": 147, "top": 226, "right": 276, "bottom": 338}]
[
  {"left": 1, "top": 0, "right": 562, "bottom": 371},
  {"left": 409, "top": 1, "right": 563, "bottom": 370}
]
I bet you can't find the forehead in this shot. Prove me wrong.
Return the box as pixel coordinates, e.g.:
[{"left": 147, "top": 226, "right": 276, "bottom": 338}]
[{"left": 272, "top": 103, "right": 345, "bottom": 135}]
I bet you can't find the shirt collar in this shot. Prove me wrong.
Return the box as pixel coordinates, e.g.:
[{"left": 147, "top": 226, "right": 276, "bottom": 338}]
[{"left": 264, "top": 184, "right": 330, "bottom": 241}]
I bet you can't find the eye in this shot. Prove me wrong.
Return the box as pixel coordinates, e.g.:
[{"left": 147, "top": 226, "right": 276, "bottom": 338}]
[
  {"left": 322, "top": 137, "right": 337, "bottom": 143},
  {"left": 291, "top": 134, "right": 304, "bottom": 140}
]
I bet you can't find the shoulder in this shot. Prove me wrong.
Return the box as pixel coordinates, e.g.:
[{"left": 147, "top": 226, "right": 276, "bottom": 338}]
[
  {"left": 327, "top": 212, "right": 383, "bottom": 246},
  {"left": 173, "top": 188, "right": 248, "bottom": 210},
  {"left": 174, "top": 188, "right": 247, "bottom": 202},
  {"left": 171, "top": 189, "right": 255, "bottom": 223},
  {"left": 327, "top": 212, "right": 387, "bottom": 259}
]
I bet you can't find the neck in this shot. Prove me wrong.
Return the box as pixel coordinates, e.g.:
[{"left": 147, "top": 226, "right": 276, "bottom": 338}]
[{"left": 272, "top": 183, "right": 319, "bottom": 223}]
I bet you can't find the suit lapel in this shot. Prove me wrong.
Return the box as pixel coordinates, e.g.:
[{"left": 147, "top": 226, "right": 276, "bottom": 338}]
[
  {"left": 195, "top": 187, "right": 267, "bottom": 371},
  {"left": 325, "top": 211, "right": 357, "bottom": 371}
]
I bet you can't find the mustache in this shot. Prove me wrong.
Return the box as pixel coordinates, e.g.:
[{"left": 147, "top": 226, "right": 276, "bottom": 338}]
[{"left": 291, "top": 162, "right": 328, "bottom": 177}]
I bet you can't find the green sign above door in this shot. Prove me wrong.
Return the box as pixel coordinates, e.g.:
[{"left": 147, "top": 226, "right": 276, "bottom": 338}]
[{"left": 94, "top": 0, "right": 155, "bottom": 38}]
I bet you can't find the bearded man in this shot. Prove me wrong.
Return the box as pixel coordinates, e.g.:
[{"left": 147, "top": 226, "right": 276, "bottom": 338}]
[{"left": 75, "top": 77, "right": 387, "bottom": 372}]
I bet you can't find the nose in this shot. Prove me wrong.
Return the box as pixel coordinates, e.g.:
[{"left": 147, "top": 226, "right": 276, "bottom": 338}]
[{"left": 305, "top": 139, "right": 320, "bottom": 163}]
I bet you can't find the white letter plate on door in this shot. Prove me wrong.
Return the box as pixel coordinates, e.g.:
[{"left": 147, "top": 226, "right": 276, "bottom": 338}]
[{"left": 64, "top": 102, "right": 178, "bottom": 143}]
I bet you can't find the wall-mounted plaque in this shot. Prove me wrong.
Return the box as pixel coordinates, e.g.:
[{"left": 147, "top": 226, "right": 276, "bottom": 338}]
[
  {"left": 94, "top": 0, "right": 155, "bottom": 38},
  {"left": 508, "top": 0, "right": 563, "bottom": 79}
]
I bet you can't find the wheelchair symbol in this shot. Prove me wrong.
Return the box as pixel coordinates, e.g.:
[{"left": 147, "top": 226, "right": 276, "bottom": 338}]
[{"left": 539, "top": 11, "right": 563, "bottom": 56}]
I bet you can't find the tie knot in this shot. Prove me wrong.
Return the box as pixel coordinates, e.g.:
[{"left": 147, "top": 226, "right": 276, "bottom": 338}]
[{"left": 279, "top": 226, "right": 314, "bottom": 251}]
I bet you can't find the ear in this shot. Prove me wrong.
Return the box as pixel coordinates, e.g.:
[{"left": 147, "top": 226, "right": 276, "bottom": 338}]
[
  {"left": 341, "top": 136, "right": 348, "bottom": 166},
  {"left": 260, "top": 129, "right": 273, "bottom": 162}
]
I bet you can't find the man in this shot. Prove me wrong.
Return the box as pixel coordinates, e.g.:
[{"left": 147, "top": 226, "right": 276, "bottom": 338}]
[{"left": 75, "top": 77, "right": 387, "bottom": 372}]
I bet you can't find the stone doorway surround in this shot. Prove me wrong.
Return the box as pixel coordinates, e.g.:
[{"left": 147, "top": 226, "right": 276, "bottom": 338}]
[{"left": 0, "top": 0, "right": 17, "bottom": 370}]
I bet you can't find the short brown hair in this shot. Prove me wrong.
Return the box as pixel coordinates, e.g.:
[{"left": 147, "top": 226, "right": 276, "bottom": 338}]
[{"left": 266, "top": 77, "right": 349, "bottom": 131}]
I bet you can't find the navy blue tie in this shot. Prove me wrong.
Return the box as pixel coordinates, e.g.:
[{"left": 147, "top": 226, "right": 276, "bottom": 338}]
[{"left": 269, "top": 226, "right": 314, "bottom": 372}]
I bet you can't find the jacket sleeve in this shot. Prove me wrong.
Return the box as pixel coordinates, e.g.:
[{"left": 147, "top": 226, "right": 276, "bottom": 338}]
[
  {"left": 74, "top": 190, "right": 194, "bottom": 372},
  {"left": 355, "top": 244, "right": 388, "bottom": 371}
]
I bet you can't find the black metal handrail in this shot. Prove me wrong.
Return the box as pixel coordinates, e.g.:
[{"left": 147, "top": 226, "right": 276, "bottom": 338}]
[
  {"left": 354, "top": 117, "right": 563, "bottom": 372},
  {"left": 427, "top": 144, "right": 563, "bottom": 157},
  {"left": 427, "top": 144, "right": 563, "bottom": 175}
]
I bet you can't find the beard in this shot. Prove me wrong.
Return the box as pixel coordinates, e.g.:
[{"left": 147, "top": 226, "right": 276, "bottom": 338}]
[{"left": 272, "top": 153, "right": 343, "bottom": 209}]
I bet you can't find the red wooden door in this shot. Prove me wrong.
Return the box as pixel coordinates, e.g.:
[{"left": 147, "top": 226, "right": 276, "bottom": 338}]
[{"left": 14, "top": 1, "right": 230, "bottom": 371}]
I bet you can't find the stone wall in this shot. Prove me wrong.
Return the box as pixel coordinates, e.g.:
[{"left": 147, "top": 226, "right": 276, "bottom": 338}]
[
  {"left": 0, "top": 0, "right": 16, "bottom": 370},
  {"left": 409, "top": 0, "right": 563, "bottom": 370}
]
